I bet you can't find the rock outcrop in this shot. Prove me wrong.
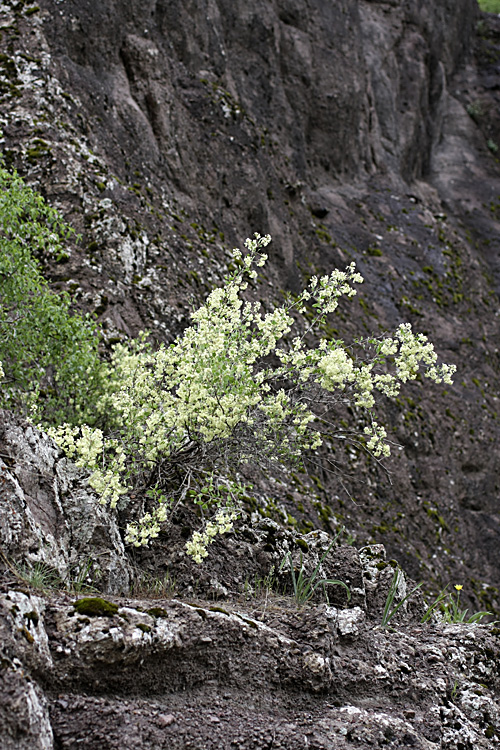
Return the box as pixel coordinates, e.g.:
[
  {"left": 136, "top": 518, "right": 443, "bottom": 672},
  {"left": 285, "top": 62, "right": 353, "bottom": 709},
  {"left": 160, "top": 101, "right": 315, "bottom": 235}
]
[
  {"left": 2, "top": 585, "right": 500, "bottom": 748},
  {"left": 0, "top": 411, "right": 130, "bottom": 594}
]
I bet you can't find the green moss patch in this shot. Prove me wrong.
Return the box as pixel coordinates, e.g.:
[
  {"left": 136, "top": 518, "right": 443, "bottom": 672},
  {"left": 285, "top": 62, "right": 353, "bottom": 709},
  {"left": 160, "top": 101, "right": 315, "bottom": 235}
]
[
  {"left": 479, "top": 0, "right": 500, "bottom": 12},
  {"left": 73, "top": 597, "right": 118, "bottom": 617},
  {"left": 146, "top": 607, "right": 169, "bottom": 618}
]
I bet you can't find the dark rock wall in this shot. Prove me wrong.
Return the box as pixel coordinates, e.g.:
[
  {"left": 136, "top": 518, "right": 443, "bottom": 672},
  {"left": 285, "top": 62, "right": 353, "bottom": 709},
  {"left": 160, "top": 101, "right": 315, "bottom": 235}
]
[{"left": 43, "top": 0, "right": 477, "bottom": 185}]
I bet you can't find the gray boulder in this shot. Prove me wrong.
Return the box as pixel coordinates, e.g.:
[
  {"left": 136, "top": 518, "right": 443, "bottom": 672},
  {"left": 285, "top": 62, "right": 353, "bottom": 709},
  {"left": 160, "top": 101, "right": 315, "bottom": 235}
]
[{"left": 0, "top": 410, "right": 130, "bottom": 595}]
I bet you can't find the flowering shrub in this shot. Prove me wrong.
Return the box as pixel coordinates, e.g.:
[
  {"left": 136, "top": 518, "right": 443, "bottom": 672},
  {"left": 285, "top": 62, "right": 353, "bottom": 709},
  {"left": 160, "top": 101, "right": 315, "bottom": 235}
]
[{"left": 49, "top": 234, "right": 455, "bottom": 560}]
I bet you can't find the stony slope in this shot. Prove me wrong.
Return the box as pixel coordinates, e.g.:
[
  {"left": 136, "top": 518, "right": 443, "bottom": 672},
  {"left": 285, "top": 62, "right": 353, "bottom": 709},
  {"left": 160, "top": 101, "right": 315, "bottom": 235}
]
[
  {"left": 1, "top": 415, "right": 499, "bottom": 749},
  {"left": 3, "top": 590, "right": 500, "bottom": 749}
]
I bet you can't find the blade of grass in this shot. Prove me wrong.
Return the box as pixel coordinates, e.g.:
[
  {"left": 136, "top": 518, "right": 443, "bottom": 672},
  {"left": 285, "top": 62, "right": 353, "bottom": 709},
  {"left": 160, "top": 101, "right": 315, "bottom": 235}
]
[{"left": 382, "top": 569, "right": 423, "bottom": 628}]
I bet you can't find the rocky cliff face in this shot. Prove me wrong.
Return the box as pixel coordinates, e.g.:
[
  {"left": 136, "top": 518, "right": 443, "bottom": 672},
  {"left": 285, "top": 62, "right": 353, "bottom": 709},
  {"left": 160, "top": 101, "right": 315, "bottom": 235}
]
[{"left": 1, "top": 0, "right": 500, "bottom": 746}]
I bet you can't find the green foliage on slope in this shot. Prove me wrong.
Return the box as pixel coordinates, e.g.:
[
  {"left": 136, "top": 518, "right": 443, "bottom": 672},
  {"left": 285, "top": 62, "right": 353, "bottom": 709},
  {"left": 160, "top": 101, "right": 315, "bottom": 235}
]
[{"left": 0, "top": 162, "right": 104, "bottom": 425}]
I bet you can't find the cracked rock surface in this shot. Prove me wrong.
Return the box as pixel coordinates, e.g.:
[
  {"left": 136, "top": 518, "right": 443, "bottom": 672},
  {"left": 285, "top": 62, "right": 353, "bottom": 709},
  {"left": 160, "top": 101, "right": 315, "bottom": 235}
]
[
  {"left": 0, "top": 411, "right": 131, "bottom": 594},
  {"left": 1, "top": 587, "right": 499, "bottom": 749}
]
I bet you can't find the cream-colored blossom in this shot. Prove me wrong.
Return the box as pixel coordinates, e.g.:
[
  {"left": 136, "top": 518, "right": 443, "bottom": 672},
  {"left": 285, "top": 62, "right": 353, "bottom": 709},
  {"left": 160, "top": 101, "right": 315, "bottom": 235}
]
[
  {"left": 364, "top": 422, "right": 390, "bottom": 457},
  {"left": 318, "top": 348, "right": 354, "bottom": 391},
  {"left": 185, "top": 509, "right": 238, "bottom": 563}
]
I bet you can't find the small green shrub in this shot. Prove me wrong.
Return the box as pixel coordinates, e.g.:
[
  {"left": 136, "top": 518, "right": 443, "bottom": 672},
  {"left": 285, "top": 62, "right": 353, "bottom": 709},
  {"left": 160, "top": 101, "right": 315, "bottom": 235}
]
[
  {"left": 130, "top": 570, "right": 176, "bottom": 599},
  {"left": 0, "top": 161, "right": 104, "bottom": 425},
  {"left": 243, "top": 566, "right": 281, "bottom": 598},
  {"left": 466, "top": 102, "right": 483, "bottom": 121},
  {"left": 14, "top": 561, "right": 62, "bottom": 592},
  {"left": 381, "top": 569, "right": 423, "bottom": 629},
  {"left": 11, "top": 557, "right": 99, "bottom": 594},
  {"left": 280, "top": 535, "right": 350, "bottom": 606}
]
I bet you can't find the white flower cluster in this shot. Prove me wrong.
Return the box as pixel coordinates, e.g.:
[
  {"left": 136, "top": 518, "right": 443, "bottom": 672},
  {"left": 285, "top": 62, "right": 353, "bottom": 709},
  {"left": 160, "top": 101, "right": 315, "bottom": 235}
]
[
  {"left": 48, "top": 423, "right": 129, "bottom": 508},
  {"left": 48, "top": 423, "right": 101, "bottom": 466},
  {"left": 277, "top": 317, "right": 455, "bottom": 423},
  {"left": 364, "top": 422, "right": 390, "bottom": 458},
  {"left": 185, "top": 508, "right": 238, "bottom": 563},
  {"left": 125, "top": 502, "right": 170, "bottom": 547},
  {"left": 394, "top": 323, "right": 455, "bottom": 384},
  {"left": 309, "top": 263, "right": 364, "bottom": 314},
  {"left": 87, "top": 466, "right": 128, "bottom": 509},
  {"left": 318, "top": 348, "right": 354, "bottom": 390}
]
